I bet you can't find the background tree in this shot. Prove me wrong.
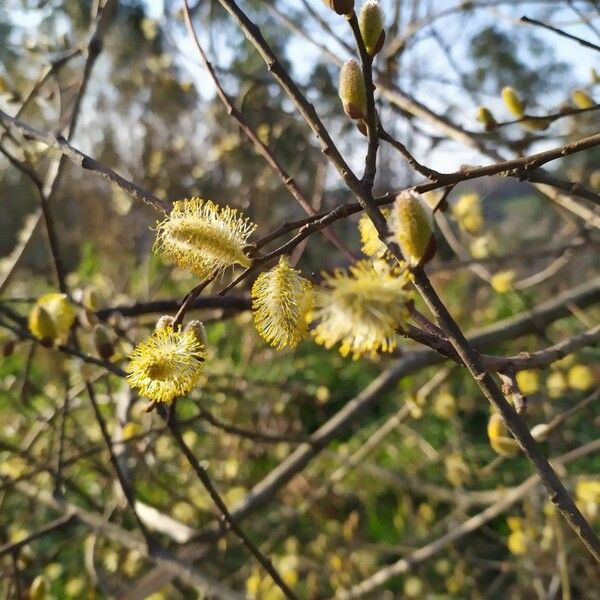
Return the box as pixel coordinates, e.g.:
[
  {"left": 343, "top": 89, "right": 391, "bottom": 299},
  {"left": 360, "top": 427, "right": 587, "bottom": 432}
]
[{"left": 0, "top": 0, "right": 599, "bottom": 598}]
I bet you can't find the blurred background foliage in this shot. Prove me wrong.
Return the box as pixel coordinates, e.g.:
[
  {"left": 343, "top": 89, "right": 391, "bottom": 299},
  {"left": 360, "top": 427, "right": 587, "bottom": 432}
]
[{"left": 0, "top": 0, "right": 599, "bottom": 598}]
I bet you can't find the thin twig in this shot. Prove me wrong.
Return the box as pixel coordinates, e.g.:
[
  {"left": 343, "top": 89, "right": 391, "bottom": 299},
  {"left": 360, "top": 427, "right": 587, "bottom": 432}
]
[
  {"left": 520, "top": 15, "right": 600, "bottom": 52},
  {"left": 162, "top": 404, "right": 299, "bottom": 599}
]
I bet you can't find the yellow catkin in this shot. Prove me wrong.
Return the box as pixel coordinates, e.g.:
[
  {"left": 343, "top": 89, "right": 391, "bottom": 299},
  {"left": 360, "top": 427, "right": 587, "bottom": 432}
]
[
  {"left": 339, "top": 59, "right": 367, "bottom": 120},
  {"left": 126, "top": 326, "right": 205, "bottom": 403},
  {"left": 154, "top": 197, "right": 255, "bottom": 278},
  {"left": 476, "top": 106, "right": 496, "bottom": 131},
  {"left": 487, "top": 412, "right": 519, "bottom": 457},
  {"left": 358, "top": 209, "right": 389, "bottom": 257},
  {"left": 451, "top": 192, "right": 483, "bottom": 234},
  {"left": 389, "top": 192, "right": 434, "bottom": 266},
  {"left": 571, "top": 89, "right": 595, "bottom": 109},
  {"left": 28, "top": 293, "right": 75, "bottom": 344},
  {"left": 251, "top": 256, "right": 313, "bottom": 349},
  {"left": 359, "top": 1, "right": 385, "bottom": 56},
  {"left": 311, "top": 260, "right": 413, "bottom": 358},
  {"left": 567, "top": 364, "right": 595, "bottom": 391},
  {"left": 501, "top": 86, "right": 524, "bottom": 117},
  {"left": 490, "top": 270, "right": 515, "bottom": 294}
]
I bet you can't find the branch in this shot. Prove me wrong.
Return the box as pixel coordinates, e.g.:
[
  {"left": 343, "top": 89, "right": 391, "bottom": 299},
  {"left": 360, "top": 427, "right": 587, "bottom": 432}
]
[
  {"left": 0, "top": 513, "right": 76, "bottom": 559},
  {"left": 347, "top": 12, "right": 379, "bottom": 189},
  {"left": 335, "top": 437, "right": 600, "bottom": 599},
  {"left": 0, "top": 108, "right": 169, "bottom": 214},
  {"left": 162, "top": 405, "right": 299, "bottom": 599},
  {"left": 182, "top": 0, "right": 356, "bottom": 263},
  {"left": 521, "top": 15, "right": 600, "bottom": 53},
  {"left": 13, "top": 481, "right": 246, "bottom": 600}
]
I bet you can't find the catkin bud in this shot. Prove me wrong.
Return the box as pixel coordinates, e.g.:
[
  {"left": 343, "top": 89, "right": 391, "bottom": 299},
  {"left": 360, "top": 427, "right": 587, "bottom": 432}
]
[
  {"left": 29, "top": 575, "right": 49, "bottom": 600},
  {"left": 519, "top": 117, "right": 549, "bottom": 131},
  {"left": 184, "top": 320, "right": 208, "bottom": 349},
  {"left": 390, "top": 192, "right": 435, "bottom": 266},
  {"left": 93, "top": 324, "right": 114, "bottom": 360},
  {"left": 323, "top": 0, "right": 354, "bottom": 15},
  {"left": 530, "top": 423, "right": 550, "bottom": 442},
  {"left": 487, "top": 412, "right": 519, "bottom": 457},
  {"left": 592, "top": 68, "right": 600, "bottom": 84},
  {"left": 476, "top": 106, "right": 496, "bottom": 131},
  {"left": 501, "top": 86, "right": 524, "bottom": 117},
  {"left": 571, "top": 88, "right": 595, "bottom": 109},
  {"left": 155, "top": 315, "right": 175, "bottom": 332},
  {"left": 339, "top": 59, "right": 367, "bottom": 120},
  {"left": 589, "top": 170, "right": 600, "bottom": 191},
  {"left": 29, "top": 305, "right": 57, "bottom": 346},
  {"left": 82, "top": 287, "right": 99, "bottom": 311},
  {"left": 359, "top": 1, "right": 385, "bottom": 56}
]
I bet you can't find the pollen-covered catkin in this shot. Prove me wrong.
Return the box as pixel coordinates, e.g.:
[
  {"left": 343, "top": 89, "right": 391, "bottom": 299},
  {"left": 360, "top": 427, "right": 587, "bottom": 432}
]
[
  {"left": 126, "top": 326, "right": 205, "bottom": 403},
  {"left": 153, "top": 197, "right": 255, "bottom": 279},
  {"left": 311, "top": 260, "right": 413, "bottom": 358},
  {"left": 251, "top": 256, "right": 313, "bottom": 349}
]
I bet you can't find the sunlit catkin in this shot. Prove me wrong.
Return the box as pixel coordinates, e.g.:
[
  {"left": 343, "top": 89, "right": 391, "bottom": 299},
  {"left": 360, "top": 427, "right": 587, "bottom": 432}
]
[
  {"left": 154, "top": 197, "right": 255, "bottom": 279},
  {"left": 252, "top": 256, "right": 313, "bottom": 349},
  {"left": 28, "top": 293, "right": 75, "bottom": 345},
  {"left": 126, "top": 326, "right": 205, "bottom": 403},
  {"left": 359, "top": 1, "right": 385, "bottom": 56},
  {"left": 501, "top": 86, "right": 524, "bottom": 117},
  {"left": 358, "top": 209, "right": 389, "bottom": 257},
  {"left": 476, "top": 106, "right": 497, "bottom": 131},
  {"left": 339, "top": 59, "right": 367, "bottom": 120},
  {"left": 571, "top": 88, "right": 595, "bottom": 109},
  {"left": 311, "top": 260, "right": 413, "bottom": 358},
  {"left": 389, "top": 192, "right": 434, "bottom": 266},
  {"left": 487, "top": 412, "right": 519, "bottom": 457}
]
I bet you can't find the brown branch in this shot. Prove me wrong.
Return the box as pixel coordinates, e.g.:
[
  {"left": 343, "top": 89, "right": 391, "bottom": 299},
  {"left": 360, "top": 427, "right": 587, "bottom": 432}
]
[
  {"left": 85, "top": 381, "right": 154, "bottom": 548},
  {"left": 162, "top": 405, "right": 299, "bottom": 599},
  {"left": 0, "top": 513, "right": 76, "bottom": 559},
  {"left": 0, "top": 108, "right": 169, "bottom": 214},
  {"left": 95, "top": 294, "right": 251, "bottom": 320},
  {"left": 218, "top": 0, "right": 600, "bottom": 558},
  {"left": 347, "top": 12, "right": 379, "bottom": 189},
  {"left": 182, "top": 0, "right": 356, "bottom": 263},
  {"left": 379, "top": 125, "right": 444, "bottom": 181},
  {"left": 521, "top": 15, "right": 600, "bottom": 53},
  {"left": 335, "top": 437, "right": 600, "bottom": 599}
]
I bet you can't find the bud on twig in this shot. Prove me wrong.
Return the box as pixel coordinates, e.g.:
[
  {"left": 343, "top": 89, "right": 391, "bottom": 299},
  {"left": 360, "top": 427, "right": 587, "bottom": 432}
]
[
  {"left": 184, "top": 320, "right": 209, "bottom": 350},
  {"left": 476, "top": 106, "right": 496, "bottom": 131},
  {"left": 155, "top": 315, "right": 175, "bottom": 332},
  {"left": 29, "top": 305, "right": 57, "bottom": 347},
  {"left": 571, "top": 88, "right": 594, "bottom": 109},
  {"left": 339, "top": 59, "right": 367, "bottom": 120},
  {"left": 358, "top": 1, "right": 385, "bottom": 56},
  {"left": 323, "top": 0, "right": 354, "bottom": 16},
  {"left": 390, "top": 192, "right": 435, "bottom": 266},
  {"left": 93, "top": 323, "right": 114, "bottom": 360},
  {"left": 501, "top": 86, "right": 524, "bottom": 117}
]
